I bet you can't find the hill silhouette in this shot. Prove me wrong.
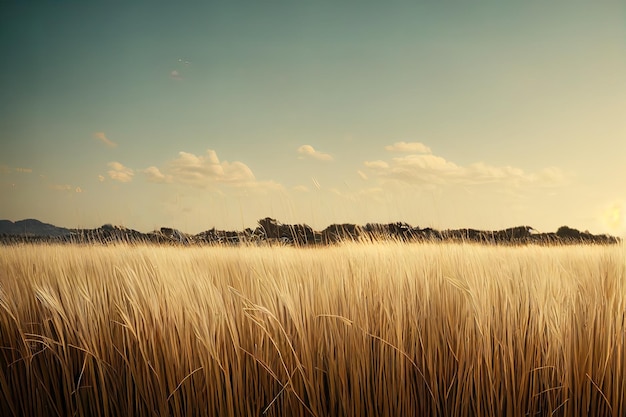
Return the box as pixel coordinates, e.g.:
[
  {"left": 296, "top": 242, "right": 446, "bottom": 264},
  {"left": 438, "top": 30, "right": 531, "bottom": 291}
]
[{"left": 0, "top": 219, "right": 71, "bottom": 237}]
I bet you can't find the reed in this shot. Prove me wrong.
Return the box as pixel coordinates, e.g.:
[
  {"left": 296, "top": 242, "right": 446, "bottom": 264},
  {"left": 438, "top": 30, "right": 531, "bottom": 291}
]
[{"left": 1, "top": 242, "right": 624, "bottom": 416}]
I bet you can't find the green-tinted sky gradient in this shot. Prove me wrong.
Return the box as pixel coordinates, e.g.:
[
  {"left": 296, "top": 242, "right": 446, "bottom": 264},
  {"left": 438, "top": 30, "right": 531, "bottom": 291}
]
[{"left": 1, "top": 1, "right": 625, "bottom": 234}]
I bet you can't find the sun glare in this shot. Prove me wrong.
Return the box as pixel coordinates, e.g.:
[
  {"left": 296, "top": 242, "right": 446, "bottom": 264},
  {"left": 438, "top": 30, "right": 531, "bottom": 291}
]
[{"left": 603, "top": 202, "right": 625, "bottom": 235}]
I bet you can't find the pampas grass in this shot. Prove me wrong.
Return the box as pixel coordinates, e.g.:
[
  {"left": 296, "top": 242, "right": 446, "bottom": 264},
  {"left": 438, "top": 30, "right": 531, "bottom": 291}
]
[{"left": 1, "top": 242, "right": 624, "bottom": 416}]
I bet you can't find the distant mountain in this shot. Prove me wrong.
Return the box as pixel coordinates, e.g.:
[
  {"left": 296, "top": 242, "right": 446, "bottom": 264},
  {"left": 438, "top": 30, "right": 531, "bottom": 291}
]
[{"left": 0, "top": 219, "right": 71, "bottom": 237}]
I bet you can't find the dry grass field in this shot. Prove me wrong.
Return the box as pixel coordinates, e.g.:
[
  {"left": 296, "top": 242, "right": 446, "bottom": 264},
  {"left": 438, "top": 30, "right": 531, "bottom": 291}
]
[{"left": 1, "top": 242, "right": 625, "bottom": 416}]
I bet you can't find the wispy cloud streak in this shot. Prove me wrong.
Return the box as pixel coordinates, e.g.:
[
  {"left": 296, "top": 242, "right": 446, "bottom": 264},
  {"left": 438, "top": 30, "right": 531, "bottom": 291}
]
[{"left": 94, "top": 132, "right": 117, "bottom": 148}]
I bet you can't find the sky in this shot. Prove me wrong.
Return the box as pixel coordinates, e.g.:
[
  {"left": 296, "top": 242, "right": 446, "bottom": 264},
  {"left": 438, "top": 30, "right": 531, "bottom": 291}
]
[{"left": 1, "top": 1, "right": 625, "bottom": 235}]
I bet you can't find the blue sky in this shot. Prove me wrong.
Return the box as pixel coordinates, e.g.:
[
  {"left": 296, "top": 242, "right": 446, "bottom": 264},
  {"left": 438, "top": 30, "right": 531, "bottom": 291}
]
[{"left": 1, "top": 1, "right": 625, "bottom": 234}]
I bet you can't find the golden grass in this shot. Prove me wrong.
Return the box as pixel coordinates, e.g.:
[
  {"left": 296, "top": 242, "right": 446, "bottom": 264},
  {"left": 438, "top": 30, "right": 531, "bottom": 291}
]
[{"left": 0, "top": 242, "right": 625, "bottom": 416}]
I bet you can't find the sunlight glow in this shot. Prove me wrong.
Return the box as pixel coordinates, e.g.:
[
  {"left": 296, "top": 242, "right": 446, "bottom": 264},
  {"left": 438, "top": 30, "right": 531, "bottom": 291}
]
[{"left": 603, "top": 202, "right": 625, "bottom": 235}]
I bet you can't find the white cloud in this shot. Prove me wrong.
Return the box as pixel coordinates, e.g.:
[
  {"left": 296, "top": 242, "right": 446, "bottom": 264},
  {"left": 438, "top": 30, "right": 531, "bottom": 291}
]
[
  {"left": 107, "top": 162, "right": 134, "bottom": 183},
  {"left": 142, "top": 166, "right": 172, "bottom": 183},
  {"left": 293, "top": 185, "right": 309, "bottom": 192},
  {"left": 146, "top": 149, "right": 282, "bottom": 191},
  {"left": 168, "top": 150, "right": 255, "bottom": 186},
  {"left": 98, "top": 175, "right": 105, "bottom": 182},
  {"left": 297, "top": 145, "right": 333, "bottom": 161},
  {"left": 357, "top": 170, "right": 368, "bottom": 180},
  {"left": 364, "top": 160, "right": 389, "bottom": 169},
  {"left": 170, "top": 70, "right": 182, "bottom": 80},
  {"left": 94, "top": 132, "right": 117, "bottom": 148},
  {"left": 385, "top": 141, "right": 432, "bottom": 154},
  {"left": 364, "top": 153, "right": 565, "bottom": 187},
  {"left": 75, "top": 187, "right": 83, "bottom": 193}
]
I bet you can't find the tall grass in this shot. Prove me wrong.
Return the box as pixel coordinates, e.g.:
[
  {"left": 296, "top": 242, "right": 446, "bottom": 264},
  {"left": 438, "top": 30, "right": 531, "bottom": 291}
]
[{"left": 1, "top": 242, "right": 625, "bottom": 416}]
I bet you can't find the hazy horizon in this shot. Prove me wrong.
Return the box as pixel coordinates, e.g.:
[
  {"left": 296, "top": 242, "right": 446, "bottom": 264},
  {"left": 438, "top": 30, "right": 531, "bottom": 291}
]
[{"left": 2, "top": 2, "right": 625, "bottom": 235}]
